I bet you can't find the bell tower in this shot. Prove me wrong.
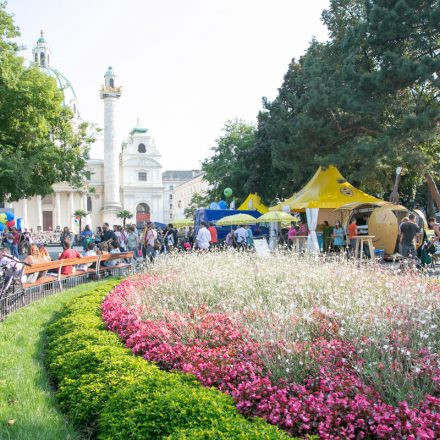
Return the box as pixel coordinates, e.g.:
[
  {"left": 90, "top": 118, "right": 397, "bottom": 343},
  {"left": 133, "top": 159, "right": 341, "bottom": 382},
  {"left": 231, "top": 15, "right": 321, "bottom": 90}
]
[
  {"left": 100, "top": 67, "right": 122, "bottom": 225},
  {"left": 32, "top": 30, "right": 51, "bottom": 67}
]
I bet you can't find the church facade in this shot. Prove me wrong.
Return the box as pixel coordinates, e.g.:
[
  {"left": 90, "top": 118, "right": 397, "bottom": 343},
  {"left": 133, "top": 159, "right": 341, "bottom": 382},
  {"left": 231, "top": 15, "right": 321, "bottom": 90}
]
[{"left": 6, "top": 32, "right": 193, "bottom": 231}]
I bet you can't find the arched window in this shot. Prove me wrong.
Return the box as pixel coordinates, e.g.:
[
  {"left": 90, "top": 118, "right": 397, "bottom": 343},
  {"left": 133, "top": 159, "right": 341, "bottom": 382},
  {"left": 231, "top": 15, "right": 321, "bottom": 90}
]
[
  {"left": 138, "top": 143, "right": 146, "bottom": 153},
  {"left": 109, "top": 78, "right": 114, "bottom": 88},
  {"left": 40, "top": 52, "right": 45, "bottom": 65},
  {"left": 136, "top": 203, "right": 150, "bottom": 214},
  {"left": 169, "top": 194, "right": 173, "bottom": 200},
  {"left": 34, "top": 53, "right": 38, "bottom": 63},
  {"left": 87, "top": 196, "right": 92, "bottom": 212}
]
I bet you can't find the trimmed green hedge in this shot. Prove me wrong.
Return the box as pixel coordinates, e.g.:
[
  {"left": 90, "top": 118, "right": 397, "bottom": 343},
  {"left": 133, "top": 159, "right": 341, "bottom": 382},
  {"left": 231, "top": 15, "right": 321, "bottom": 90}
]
[{"left": 45, "top": 279, "right": 291, "bottom": 439}]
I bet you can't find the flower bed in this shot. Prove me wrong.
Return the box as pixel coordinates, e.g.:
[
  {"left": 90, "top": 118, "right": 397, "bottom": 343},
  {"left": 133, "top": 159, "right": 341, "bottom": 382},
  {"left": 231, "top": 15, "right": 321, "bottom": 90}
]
[
  {"left": 102, "top": 253, "right": 440, "bottom": 439},
  {"left": 45, "top": 278, "right": 288, "bottom": 439}
]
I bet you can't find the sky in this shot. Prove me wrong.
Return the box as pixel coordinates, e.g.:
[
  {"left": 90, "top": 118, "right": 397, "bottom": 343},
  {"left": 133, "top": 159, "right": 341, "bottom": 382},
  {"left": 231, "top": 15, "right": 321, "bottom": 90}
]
[{"left": 7, "top": 0, "right": 330, "bottom": 171}]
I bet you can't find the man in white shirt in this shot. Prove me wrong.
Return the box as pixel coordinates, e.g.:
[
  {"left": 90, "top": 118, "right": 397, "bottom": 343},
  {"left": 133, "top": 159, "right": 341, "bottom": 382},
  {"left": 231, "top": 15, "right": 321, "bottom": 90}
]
[
  {"left": 234, "top": 225, "right": 248, "bottom": 248},
  {"left": 196, "top": 222, "right": 211, "bottom": 250}
]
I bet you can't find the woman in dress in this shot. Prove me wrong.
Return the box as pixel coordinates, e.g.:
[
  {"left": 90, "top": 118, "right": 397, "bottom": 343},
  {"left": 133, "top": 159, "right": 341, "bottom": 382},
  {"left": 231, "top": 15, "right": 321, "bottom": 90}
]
[{"left": 332, "top": 220, "right": 346, "bottom": 252}]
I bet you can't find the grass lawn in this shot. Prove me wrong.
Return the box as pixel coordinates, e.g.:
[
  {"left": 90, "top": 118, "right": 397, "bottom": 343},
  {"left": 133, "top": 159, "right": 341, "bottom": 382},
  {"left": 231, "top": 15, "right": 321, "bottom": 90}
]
[{"left": 0, "top": 281, "right": 114, "bottom": 440}]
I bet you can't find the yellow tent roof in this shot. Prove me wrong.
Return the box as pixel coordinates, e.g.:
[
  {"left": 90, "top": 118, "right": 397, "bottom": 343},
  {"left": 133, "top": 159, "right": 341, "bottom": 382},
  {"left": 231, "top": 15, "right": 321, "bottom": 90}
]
[
  {"left": 238, "top": 193, "right": 269, "bottom": 214},
  {"left": 270, "top": 165, "right": 383, "bottom": 211}
]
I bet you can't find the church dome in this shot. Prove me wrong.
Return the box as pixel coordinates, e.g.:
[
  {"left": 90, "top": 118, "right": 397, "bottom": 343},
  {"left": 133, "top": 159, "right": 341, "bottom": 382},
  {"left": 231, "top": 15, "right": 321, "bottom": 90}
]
[{"left": 32, "top": 31, "right": 80, "bottom": 118}]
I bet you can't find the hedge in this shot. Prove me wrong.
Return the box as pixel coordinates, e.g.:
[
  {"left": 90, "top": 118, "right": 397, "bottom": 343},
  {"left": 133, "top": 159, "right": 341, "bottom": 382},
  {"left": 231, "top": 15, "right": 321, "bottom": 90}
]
[{"left": 45, "top": 279, "right": 292, "bottom": 439}]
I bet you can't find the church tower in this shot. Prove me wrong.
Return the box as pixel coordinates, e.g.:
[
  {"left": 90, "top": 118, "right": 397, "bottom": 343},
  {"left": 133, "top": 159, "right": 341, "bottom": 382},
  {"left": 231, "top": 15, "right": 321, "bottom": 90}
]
[
  {"left": 32, "top": 30, "right": 51, "bottom": 67},
  {"left": 100, "top": 67, "right": 122, "bottom": 225}
]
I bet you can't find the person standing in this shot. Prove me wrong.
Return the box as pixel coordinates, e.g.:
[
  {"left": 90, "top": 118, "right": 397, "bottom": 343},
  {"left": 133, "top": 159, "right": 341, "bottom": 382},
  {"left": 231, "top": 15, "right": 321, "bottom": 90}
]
[
  {"left": 234, "top": 225, "right": 248, "bottom": 249},
  {"left": 287, "top": 221, "right": 298, "bottom": 250},
  {"left": 347, "top": 218, "right": 358, "bottom": 252},
  {"left": 144, "top": 223, "right": 158, "bottom": 262},
  {"left": 428, "top": 217, "right": 440, "bottom": 240},
  {"left": 332, "top": 221, "right": 346, "bottom": 252},
  {"left": 126, "top": 225, "right": 139, "bottom": 260},
  {"left": 195, "top": 221, "right": 211, "bottom": 251},
  {"left": 400, "top": 214, "right": 419, "bottom": 258},
  {"left": 208, "top": 222, "right": 218, "bottom": 249},
  {"left": 60, "top": 227, "right": 73, "bottom": 249},
  {"left": 245, "top": 225, "right": 254, "bottom": 248},
  {"left": 10, "top": 227, "right": 20, "bottom": 259}
]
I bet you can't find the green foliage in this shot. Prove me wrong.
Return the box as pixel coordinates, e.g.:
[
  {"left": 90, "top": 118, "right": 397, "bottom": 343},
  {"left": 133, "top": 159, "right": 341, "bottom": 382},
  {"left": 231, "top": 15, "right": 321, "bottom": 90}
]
[
  {"left": 45, "top": 278, "right": 288, "bottom": 439},
  {"left": 183, "top": 192, "right": 210, "bottom": 218},
  {"left": 0, "top": 280, "right": 117, "bottom": 440},
  {"left": 116, "top": 209, "right": 133, "bottom": 227},
  {"left": 202, "top": 119, "right": 256, "bottom": 206},
  {"left": 0, "top": 3, "right": 95, "bottom": 202},
  {"left": 203, "top": 1, "right": 440, "bottom": 205}
]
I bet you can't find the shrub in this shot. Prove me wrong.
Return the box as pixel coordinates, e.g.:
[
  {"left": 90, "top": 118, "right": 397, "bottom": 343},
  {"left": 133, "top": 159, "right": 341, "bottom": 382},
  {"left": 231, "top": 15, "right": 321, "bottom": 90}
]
[{"left": 46, "top": 279, "right": 288, "bottom": 439}]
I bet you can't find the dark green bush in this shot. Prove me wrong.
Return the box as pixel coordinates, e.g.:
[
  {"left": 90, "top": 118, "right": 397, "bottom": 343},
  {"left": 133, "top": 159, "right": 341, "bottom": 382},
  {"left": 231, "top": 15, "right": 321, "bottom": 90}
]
[{"left": 46, "top": 279, "right": 289, "bottom": 439}]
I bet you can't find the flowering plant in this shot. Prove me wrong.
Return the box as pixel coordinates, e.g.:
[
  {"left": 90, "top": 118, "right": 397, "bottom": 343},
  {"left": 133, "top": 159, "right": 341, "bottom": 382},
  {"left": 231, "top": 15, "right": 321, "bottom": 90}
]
[{"left": 102, "top": 252, "right": 440, "bottom": 438}]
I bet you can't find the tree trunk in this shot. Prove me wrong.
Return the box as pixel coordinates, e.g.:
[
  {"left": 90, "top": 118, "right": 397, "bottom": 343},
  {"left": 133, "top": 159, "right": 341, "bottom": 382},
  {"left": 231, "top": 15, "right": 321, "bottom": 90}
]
[
  {"left": 123, "top": 218, "right": 126, "bottom": 228},
  {"left": 424, "top": 172, "right": 440, "bottom": 211}
]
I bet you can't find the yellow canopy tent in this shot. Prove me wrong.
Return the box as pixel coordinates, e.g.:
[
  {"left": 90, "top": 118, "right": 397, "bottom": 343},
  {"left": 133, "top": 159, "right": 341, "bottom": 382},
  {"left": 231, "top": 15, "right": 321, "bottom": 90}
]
[
  {"left": 269, "top": 166, "right": 385, "bottom": 251},
  {"left": 270, "top": 165, "right": 382, "bottom": 212},
  {"left": 238, "top": 193, "right": 269, "bottom": 214}
]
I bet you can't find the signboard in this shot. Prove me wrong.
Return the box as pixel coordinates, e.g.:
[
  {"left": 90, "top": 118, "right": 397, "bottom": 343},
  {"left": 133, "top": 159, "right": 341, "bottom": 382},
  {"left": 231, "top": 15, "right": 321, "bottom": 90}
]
[{"left": 253, "top": 238, "right": 270, "bottom": 257}]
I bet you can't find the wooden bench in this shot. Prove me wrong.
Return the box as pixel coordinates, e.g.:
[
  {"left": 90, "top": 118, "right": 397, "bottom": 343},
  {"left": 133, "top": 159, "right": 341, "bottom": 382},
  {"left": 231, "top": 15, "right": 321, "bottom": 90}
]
[{"left": 22, "top": 252, "right": 134, "bottom": 290}]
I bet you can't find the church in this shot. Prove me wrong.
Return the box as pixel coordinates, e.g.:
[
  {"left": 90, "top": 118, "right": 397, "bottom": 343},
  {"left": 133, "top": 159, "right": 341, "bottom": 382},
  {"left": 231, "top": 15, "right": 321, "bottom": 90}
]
[{"left": 7, "top": 32, "right": 194, "bottom": 231}]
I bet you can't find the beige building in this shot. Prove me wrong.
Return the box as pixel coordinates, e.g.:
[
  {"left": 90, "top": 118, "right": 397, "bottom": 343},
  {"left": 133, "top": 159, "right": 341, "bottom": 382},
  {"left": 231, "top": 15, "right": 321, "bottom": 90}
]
[{"left": 173, "top": 172, "right": 211, "bottom": 219}]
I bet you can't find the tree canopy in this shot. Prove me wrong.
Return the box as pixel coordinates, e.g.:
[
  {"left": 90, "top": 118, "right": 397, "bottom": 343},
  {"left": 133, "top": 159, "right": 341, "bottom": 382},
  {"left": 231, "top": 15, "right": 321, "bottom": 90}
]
[
  {"left": 0, "top": 2, "right": 94, "bottom": 202},
  {"left": 201, "top": 119, "right": 256, "bottom": 206},
  {"left": 204, "top": 0, "right": 440, "bottom": 209}
]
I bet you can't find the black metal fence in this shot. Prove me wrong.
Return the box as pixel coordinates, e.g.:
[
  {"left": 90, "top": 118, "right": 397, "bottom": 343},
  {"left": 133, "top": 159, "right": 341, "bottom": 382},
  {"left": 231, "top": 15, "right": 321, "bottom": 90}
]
[{"left": 0, "top": 261, "right": 147, "bottom": 321}]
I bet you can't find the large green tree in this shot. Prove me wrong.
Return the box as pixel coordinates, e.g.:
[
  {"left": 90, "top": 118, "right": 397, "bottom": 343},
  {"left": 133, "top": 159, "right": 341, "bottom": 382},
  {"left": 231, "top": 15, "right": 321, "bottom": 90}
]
[
  {"left": 201, "top": 119, "right": 256, "bottom": 206},
  {"left": 0, "top": 2, "right": 94, "bottom": 202},
  {"left": 245, "top": 0, "right": 440, "bottom": 205}
]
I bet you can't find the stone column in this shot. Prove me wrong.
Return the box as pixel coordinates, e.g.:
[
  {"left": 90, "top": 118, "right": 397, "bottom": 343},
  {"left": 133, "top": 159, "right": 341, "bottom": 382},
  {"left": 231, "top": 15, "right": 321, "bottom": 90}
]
[
  {"left": 68, "top": 192, "right": 75, "bottom": 231},
  {"left": 102, "top": 96, "right": 122, "bottom": 224},
  {"left": 22, "top": 199, "right": 28, "bottom": 228},
  {"left": 36, "top": 196, "right": 43, "bottom": 230},
  {"left": 54, "top": 191, "right": 61, "bottom": 229}
]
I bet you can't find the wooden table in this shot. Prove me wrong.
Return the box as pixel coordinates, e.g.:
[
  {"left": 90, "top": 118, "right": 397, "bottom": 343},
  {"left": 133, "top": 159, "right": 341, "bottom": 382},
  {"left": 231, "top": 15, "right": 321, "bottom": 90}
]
[
  {"left": 290, "top": 236, "right": 308, "bottom": 252},
  {"left": 353, "top": 235, "right": 375, "bottom": 260}
]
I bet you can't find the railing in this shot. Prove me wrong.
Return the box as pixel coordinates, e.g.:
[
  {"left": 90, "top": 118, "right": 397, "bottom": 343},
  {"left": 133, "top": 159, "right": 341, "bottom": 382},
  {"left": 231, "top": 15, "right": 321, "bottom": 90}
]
[{"left": 0, "top": 258, "right": 147, "bottom": 321}]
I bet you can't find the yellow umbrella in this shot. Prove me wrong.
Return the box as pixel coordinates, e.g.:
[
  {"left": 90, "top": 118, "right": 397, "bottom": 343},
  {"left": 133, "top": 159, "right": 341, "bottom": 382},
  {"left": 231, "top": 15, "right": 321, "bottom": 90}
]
[
  {"left": 255, "top": 211, "right": 297, "bottom": 223},
  {"left": 171, "top": 218, "right": 193, "bottom": 228},
  {"left": 216, "top": 213, "right": 258, "bottom": 226}
]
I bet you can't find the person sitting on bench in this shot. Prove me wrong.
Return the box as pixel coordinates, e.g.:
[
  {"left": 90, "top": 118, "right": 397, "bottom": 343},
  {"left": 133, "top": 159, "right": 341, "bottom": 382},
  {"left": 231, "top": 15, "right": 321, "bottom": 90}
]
[
  {"left": 59, "top": 239, "right": 82, "bottom": 275},
  {"left": 103, "top": 240, "right": 120, "bottom": 267}
]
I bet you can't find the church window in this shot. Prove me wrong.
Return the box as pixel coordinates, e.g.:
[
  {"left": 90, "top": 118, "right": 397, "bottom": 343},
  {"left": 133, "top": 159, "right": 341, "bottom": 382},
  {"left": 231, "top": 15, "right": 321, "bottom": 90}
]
[
  {"left": 138, "top": 143, "right": 146, "bottom": 153},
  {"left": 40, "top": 52, "right": 45, "bottom": 65},
  {"left": 138, "top": 172, "right": 147, "bottom": 181},
  {"left": 87, "top": 196, "right": 92, "bottom": 212},
  {"left": 170, "top": 203, "right": 173, "bottom": 210},
  {"left": 109, "top": 78, "right": 114, "bottom": 88},
  {"left": 34, "top": 53, "right": 38, "bottom": 63},
  {"left": 169, "top": 194, "right": 173, "bottom": 200}
]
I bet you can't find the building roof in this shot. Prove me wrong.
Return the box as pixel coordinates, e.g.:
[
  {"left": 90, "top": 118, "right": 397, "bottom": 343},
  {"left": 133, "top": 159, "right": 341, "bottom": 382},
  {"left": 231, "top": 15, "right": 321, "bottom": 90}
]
[
  {"left": 162, "top": 170, "right": 200, "bottom": 181},
  {"left": 270, "top": 165, "right": 382, "bottom": 211}
]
